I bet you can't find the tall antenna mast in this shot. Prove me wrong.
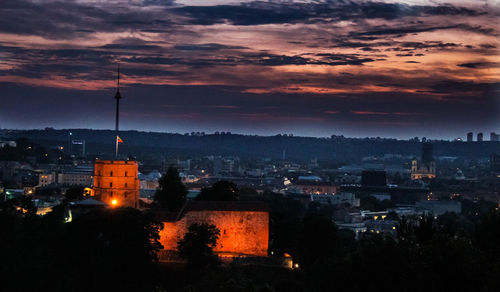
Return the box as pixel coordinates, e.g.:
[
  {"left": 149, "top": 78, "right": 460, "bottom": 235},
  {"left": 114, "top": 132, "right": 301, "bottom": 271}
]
[
  {"left": 114, "top": 64, "right": 122, "bottom": 159},
  {"left": 114, "top": 64, "right": 122, "bottom": 132}
]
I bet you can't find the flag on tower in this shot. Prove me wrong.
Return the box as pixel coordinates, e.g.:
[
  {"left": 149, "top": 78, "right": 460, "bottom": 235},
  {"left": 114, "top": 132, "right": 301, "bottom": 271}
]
[{"left": 117, "top": 136, "right": 123, "bottom": 143}]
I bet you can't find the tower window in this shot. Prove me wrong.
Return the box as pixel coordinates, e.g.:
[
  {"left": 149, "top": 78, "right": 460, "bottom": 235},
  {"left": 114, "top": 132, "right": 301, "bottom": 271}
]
[
  {"left": 124, "top": 171, "right": 128, "bottom": 177},
  {"left": 110, "top": 171, "right": 113, "bottom": 176},
  {"left": 125, "top": 192, "right": 128, "bottom": 198},
  {"left": 110, "top": 182, "right": 113, "bottom": 187},
  {"left": 110, "top": 192, "right": 113, "bottom": 197},
  {"left": 124, "top": 183, "right": 128, "bottom": 188}
]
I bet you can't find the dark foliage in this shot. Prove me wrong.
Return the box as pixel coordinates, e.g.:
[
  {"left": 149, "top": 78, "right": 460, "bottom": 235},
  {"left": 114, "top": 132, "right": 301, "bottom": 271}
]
[
  {"left": 178, "top": 223, "right": 220, "bottom": 275},
  {"left": 196, "top": 180, "right": 239, "bottom": 201},
  {"left": 154, "top": 166, "right": 187, "bottom": 211},
  {"left": 295, "top": 214, "right": 340, "bottom": 269},
  {"left": 0, "top": 203, "right": 163, "bottom": 292},
  {"left": 8, "top": 129, "right": 499, "bottom": 162},
  {"left": 65, "top": 186, "right": 85, "bottom": 201}
]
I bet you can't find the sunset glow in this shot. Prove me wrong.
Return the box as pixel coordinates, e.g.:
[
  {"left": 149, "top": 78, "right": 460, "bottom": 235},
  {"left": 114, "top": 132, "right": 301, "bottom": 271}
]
[{"left": 1, "top": 0, "right": 498, "bottom": 138}]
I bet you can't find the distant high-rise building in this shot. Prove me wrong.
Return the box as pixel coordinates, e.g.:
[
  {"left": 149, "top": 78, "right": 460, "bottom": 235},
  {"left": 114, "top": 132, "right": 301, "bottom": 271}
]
[
  {"left": 477, "top": 132, "right": 483, "bottom": 142},
  {"left": 467, "top": 132, "right": 473, "bottom": 142},
  {"left": 71, "top": 139, "right": 85, "bottom": 157},
  {"left": 411, "top": 142, "right": 436, "bottom": 180},
  {"left": 490, "top": 132, "right": 499, "bottom": 142}
]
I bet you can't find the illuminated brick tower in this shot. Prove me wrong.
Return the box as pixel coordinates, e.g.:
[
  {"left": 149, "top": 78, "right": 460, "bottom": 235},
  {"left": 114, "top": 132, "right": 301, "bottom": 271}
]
[{"left": 93, "top": 160, "right": 139, "bottom": 208}]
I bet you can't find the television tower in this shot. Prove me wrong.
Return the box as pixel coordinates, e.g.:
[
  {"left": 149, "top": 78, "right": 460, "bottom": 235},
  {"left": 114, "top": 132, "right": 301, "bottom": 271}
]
[
  {"left": 114, "top": 65, "right": 122, "bottom": 159},
  {"left": 115, "top": 64, "right": 122, "bottom": 132}
]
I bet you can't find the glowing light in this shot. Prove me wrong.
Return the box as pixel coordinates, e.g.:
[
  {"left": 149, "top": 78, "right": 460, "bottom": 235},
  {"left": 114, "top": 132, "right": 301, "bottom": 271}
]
[
  {"left": 111, "top": 199, "right": 118, "bottom": 206},
  {"left": 294, "top": 263, "right": 299, "bottom": 269}
]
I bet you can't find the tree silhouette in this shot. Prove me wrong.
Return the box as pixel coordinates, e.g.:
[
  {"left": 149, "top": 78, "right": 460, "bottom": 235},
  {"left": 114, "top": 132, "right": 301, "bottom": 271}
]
[
  {"left": 178, "top": 223, "right": 220, "bottom": 273},
  {"left": 295, "top": 214, "right": 340, "bottom": 269},
  {"left": 154, "top": 166, "right": 187, "bottom": 211},
  {"left": 196, "top": 180, "right": 239, "bottom": 201},
  {"left": 65, "top": 186, "right": 85, "bottom": 201}
]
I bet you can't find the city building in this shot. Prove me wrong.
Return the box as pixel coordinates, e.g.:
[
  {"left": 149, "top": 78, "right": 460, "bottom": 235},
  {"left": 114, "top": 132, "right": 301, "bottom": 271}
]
[
  {"left": 37, "top": 166, "right": 93, "bottom": 187},
  {"left": 71, "top": 139, "right": 86, "bottom": 157},
  {"left": 290, "top": 180, "right": 339, "bottom": 195},
  {"left": 310, "top": 192, "right": 360, "bottom": 207},
  {"left": 411, "top": 143, "right": 436, "bottom": 180},
  {"left": 491, "top": 132, "right": 499, "bottom": 142},
  {"left": 467, "top": 132, "right": 473, "bottom": 142},
  {"left": 158, "top": 201, "right": 269, "bottom": 259},
  {"left": 93, "top": 160, "right": 140, "bottom": 208},
  {"left": 415, "top": 200, "right": 461, "bottom": 215},
  {"left": 38, "top": 172, "right": 56, "bottom": 187},
  {"left": 477, "top": 132, "right": 483, "bottom": 142},
  {"left": 58, "top": 166, "right": 93, "bottom": 186}
]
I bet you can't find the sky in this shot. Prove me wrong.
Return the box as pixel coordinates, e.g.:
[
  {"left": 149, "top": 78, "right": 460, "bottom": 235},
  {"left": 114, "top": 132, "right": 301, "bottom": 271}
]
[{"left": 0, "top": 0, "right": 499, "bottom": 139}]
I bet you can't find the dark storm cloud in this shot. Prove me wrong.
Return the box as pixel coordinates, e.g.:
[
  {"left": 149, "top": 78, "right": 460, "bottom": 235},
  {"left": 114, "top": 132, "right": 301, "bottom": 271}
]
[
  {"left": 172, "top": 1, "right": 482, "bottom": 26},
  {"left": 100, "top": 43, "right": 164, "bottom": 51},
  {"left": 428, "top": 81, "right": 500, "bottom": 95},
  {"left": 0, "top": 0, "right": 493, "bottom": 42},
  {"left": 124, "top": 52, "right": 375, "bottom": 67},
  {"left": 0, "top": 0, "right": 177, "bottom": 39},
  {"left": 315, "top": 53, "right": 375, "bottom": 66},
  {"left": 174, "top": 43, "right": 246, "bottom": 51},
  {"left": 351, "top": 24, "right": 497, "bottom": 37},
  {"left": 457, "top": 62, "right": 500, "bottom": 69}
]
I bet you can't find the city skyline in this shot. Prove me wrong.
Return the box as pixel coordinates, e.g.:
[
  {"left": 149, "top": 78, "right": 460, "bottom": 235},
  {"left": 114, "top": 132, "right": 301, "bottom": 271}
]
[{"left": 1, "top": 0, "right": 499, "bottom": 139}]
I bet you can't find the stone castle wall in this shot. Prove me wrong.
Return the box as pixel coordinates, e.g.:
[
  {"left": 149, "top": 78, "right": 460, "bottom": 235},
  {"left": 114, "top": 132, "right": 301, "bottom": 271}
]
[{"left": 159, "top": 210, "right": 269, "bottom": 257}]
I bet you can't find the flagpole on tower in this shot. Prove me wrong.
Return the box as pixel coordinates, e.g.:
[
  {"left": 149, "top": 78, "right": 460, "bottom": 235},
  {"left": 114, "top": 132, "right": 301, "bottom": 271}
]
[
  {"left": 115, "top": 136, "right": 119, "bottom": 159},
  {"left": 114, "top": 63, "right": 122, "bottom": 159}
]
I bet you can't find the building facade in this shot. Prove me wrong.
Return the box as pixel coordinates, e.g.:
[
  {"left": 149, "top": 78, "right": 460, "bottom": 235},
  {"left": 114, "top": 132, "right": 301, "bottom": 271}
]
[
  {"left": 411, "top": 142, "right": 436, "bottom": 180},
  {"left": 93, "top": 160, "right": 139, "bottom": 208}
]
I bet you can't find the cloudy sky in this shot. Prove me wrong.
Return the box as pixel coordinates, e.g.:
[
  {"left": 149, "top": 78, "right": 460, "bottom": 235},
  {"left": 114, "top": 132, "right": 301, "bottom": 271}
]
[{"left": 0, "top": 0, "right": 499, "bottom": 139}]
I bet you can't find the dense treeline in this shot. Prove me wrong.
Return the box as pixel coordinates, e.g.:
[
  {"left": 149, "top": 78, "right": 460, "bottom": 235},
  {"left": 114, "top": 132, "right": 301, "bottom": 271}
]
[
  {"left": 182, "top": 193, "right": 500, "bottom": 291},
  {"left": 2, "top": 191, "right": 500, "bottom": 291},
  {"left": 4, "top": 129, "right": 499, "bottom": 161},
  {"left": 0, "top": 200, "right": 163, "bottom": 292}
]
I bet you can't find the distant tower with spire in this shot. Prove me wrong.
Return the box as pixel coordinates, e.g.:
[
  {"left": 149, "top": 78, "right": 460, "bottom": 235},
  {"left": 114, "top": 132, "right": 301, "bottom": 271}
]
[{"left": 114, "top": 64, "right": 122, "bottom": 132}]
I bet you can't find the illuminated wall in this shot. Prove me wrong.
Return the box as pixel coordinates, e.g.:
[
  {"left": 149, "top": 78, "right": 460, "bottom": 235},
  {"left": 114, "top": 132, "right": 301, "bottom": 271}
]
[
  {"left": 93, "top": 160, "right": 139, "bottom": 208},
  {"left": 159, "top": 209, "right": 269, "bottom": 257}
]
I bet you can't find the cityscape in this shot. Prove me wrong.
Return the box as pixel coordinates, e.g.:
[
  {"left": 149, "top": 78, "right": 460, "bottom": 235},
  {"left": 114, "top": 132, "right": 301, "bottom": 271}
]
[{"left": 1, "top": 0, "right": 499, "bottom": 291}]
